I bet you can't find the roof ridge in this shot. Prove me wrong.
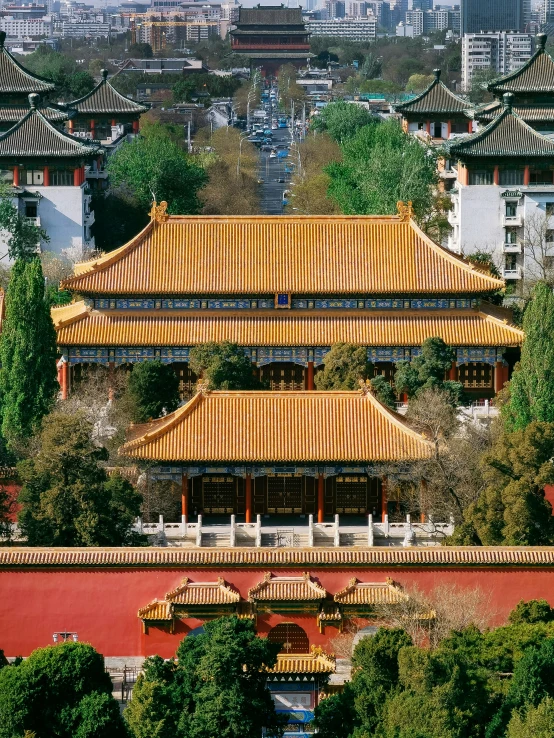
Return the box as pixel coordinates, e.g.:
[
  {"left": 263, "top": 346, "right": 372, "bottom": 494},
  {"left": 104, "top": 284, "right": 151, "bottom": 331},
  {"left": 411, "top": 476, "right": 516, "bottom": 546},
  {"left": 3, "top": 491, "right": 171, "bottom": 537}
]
[
  {"left": 0, "top": 105, "right": 98, "bottom": 153},
  {"left": 65, "top": 71, "right": 148, "bottom": 113},
  {"left": 0, "top": 44, "right": 55, "bottom": 91},
  {"left": 397, "top": 74, "right": 469, "bottom": 111},
  {"left": 487, "top": 41, "right": 553, "bottom": 90},
  {"left": 360, "top": 380, "right": 434, "bottom": 447}
]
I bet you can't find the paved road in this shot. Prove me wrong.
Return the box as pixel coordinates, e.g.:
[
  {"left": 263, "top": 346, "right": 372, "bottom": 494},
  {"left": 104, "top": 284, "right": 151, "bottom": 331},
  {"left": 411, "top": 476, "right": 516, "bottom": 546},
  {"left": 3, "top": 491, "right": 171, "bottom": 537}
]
[{"left": 258, "top": 125, "right": 294, "bottom": 215}]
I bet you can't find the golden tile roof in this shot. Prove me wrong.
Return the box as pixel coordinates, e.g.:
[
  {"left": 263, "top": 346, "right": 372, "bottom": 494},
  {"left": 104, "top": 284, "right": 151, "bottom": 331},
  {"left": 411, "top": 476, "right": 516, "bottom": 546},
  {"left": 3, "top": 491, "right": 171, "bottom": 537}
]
[
  {"left": 119, "top": 389, "right": 433, "bottom": 464},
  {"left": 60, "top": 215, "right": 503, "bottom": 296},
  {"left": 165, "top": 577, "right": 240, "bottom": 605},
  {"left": 248, "top": 572, "right": 327, "bottom": 601},
  {"left": 334, "top": 577, "right": 405, "bottom": 605},
  {"left": 267, "top": 646, "right": 336, "bottom": 674},
  {"left": 137, "top": 599, "right": 172, "bottom": 620},
  {"left": 3, "top": 547, "right": 554, "bottom": 567},
  {"left": 53, "top": 304, "right": 524, "bottom": 349}
]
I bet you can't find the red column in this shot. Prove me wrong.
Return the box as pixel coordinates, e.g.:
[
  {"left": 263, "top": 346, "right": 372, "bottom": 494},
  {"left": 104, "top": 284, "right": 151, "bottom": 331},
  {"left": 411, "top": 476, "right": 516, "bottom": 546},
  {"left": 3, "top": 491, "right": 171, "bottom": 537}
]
[
  {"left": 493, "top": 165, "right": 499, "bottom": 185},
  {"left": 448, "top": 361, "right": 458, "bottom": 381},
  {"left": 446, "top": 120, "right": 451, "bottom": 139},
  {"left": 468, "top": 120, "right": 473, "bottom": 133},
  {"left": 60, "top": 361, "right": 69, "bottom": 400},
  {"left": 426, "top": 120, "right": 431, "bottom": 135},
  {"left": 381, "top": 476, "right": 388, "bottom": 521},
  {"left": 524, "top": 165, "right": 530, "bottom": 185},
  {"left": 306, "top": 361, "right": 315, "bottom": 390},
  {"left": 132, "top": 120, "right": 139, "bottom": 133},
  {"left": 245, "top": 473, "right": 252, "bottom": 523},
  {"left": 43, "top": 166, "right": 50, "bottom": 187},
  {"left": 494, "top": 361, "right": 504, "bottom": 394},
  {"left": 317, "top": 473, "right": 324, "bottom": 523},
  {"left": 73, "top": 168, "right": 81, "bottom": 187},
  {"left": 13, "top": 167, "right": 19, "bottom": 186},
  {"left": 181, "top": 473, "right": 188, "bottom": 519},
  {"left": 111, "top": 118, "right": 116, "bottom": 127},
  {"left": 90, "top": 119, "right": 95, "bottom": 138}
]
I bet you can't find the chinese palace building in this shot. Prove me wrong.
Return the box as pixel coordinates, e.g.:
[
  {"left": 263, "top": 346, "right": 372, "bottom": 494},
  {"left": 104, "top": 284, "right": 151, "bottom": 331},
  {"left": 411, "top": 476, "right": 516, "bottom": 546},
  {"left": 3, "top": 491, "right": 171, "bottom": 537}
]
[
  {"left": 395, "top": 69, "right": 473, "bottom": 142},
  {"left": 118, "top": 385, "right": 432, "bottom": 522},
  {"left": 230, "top": 5, "right": 313, "bottom": 75},
  {"left": 55, "top": 206, "right": 523, "bottom": 402},
  {"left": 4, "top": 546, "right": 554, "bottom": 738}
]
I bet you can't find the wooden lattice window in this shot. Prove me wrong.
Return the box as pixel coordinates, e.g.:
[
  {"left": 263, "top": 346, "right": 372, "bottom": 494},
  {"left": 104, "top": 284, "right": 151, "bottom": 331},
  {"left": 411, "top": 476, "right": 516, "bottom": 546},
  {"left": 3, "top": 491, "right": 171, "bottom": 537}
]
[
  {"left": 458, "top": 363, "right": 493, "bottom": 389},
  {"left": 267, "top": 475, "right": 303, "bottom": 514},
  {"left": 268, "top": 623, "right": 309, "bottom": 654},
  {"left": 202, "top": 476, "right": 235, "bottom": 514},
  {"left": 336, "top": 476, "right": 368, "bottom": 514}
]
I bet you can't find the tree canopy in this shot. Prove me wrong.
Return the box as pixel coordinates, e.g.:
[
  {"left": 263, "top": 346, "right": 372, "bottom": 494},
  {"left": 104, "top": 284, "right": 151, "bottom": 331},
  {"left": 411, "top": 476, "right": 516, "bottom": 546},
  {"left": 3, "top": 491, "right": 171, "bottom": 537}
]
[
  {"left": 504, "top": 282, "right": 554, "bottom": 431},
  {"left": 0, "top": 642, "right": 126, "bottom": 738},
  {"left": 0, "top": 257, "right": 58, "bottom": 450},
  {"left": 188, "top": 342, "right": 261, "bottom": 390},
  {"left": 125, "top": 617, "right": 285, "bottom": 738},
  {"left": 311, "top": 100, "right": 375, "bottom": 143},
  {"left": 314, "top": 343, "right": 370, "bottom": 390},
  {"left": 21, "top": 45, "right": 95, "bottom": 100},
  {"left": 107, "top": 126, "right": 207, "bottom": 215},
  {"left": 17, "top": 411, "right": 142, "bottom": 546},
  {"left": 394, "top": 337, "right": 464, "bottom": 405},
  {"left": 127, "top": 361, "right": 180, "bottom": 423}
]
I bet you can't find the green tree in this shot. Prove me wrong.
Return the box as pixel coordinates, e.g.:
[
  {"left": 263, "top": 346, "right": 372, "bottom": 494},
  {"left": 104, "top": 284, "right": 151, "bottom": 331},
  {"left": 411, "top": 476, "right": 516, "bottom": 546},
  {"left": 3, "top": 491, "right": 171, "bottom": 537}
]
[
  {"left": 107, "top": 130, "right": 207, "bottom": 214},
  {"left": 127, "top": 361, "right": 180, "bottom": 422},
  {"left": 405, "top": 73, "right": 434, "bottom": 92},
  {"left": 311, "top": 100, "right": 375, "bottom": 143},
  {"left": 370, "top": 374, "right": 396, "bottom": 409},
  {"left": 462, "top": 422, "right": 554, "bottom": 545},
  {"left": 394, "top": 337, "right": 464, "bottom": 405},
  {"left": 315, "top": 343, "right": 370, "bottom": 390},
  {"left": 0, "top": 197, "right": 48, "bottom": 260},
  {"left": 22, "top": 45, "right": 95, "bottom": 100},
  {"left": 311, "top": 684, "right": 356, "bottom": 738},
  {"left": 504, "top": 282, "right": 554, "bottom": 431},
  {"left": 360, "top": 52, "right": 382, "bottom": 80},
  {"left": 350, "top": 628, "right": 413, "bottom": 735},
  {"left": 326, "top": 119, "right": 439, "bottom": 223},
  {"left": 128, "top": 42, "right": 153, "bottom": 58},
  {"left": 125, "top": 617, "right": 285, "bottom": 738},
  {"left": 188, "top": 342, "right": 260, "bottom": 390},
  {"left": 507, "top": 697, "right": 554, "bottom": 738},
  {"left": 0, "top": 642, "right": 126, "bottom": 738},
  {"left": 0, "top": 258, "right": 58, "bottom": 450},
  {"left": 509, "top": 600, "right": 554, "bottom": 625},
  {"left": 17, "top": 411, "right": 142, "bottom": 546}
]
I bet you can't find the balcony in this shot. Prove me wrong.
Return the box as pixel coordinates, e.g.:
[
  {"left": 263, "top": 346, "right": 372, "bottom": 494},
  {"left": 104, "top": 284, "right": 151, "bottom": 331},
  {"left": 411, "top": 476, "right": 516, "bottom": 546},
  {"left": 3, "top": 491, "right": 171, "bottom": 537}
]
[
  {"left": 503, "top": 242, "right": 522, "bottom": 253},
  {"left": 85, "top": 168, "right": 108, "bottom": 180},
  {"left": 503, "top": 266, "right": 523, "bottom": 279},
  {"left": 502, "top": 214, "right": 522, "bottom": 227},
  {"left": 84, "top": 210, "right": 95, "bottom": 227},
  {"left": 24, "top": 216, "right": 41, "bottom": 227}
]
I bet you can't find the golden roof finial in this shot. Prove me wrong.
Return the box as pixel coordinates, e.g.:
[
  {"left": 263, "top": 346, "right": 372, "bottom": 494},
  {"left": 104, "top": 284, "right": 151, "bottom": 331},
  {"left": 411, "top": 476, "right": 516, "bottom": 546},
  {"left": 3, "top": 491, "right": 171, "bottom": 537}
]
[
  {"left": 397, "top": 201, "right": 414, "bottom": 222},
  {"left": 149, "top": 200, "right": 168, "bottom": 223}
]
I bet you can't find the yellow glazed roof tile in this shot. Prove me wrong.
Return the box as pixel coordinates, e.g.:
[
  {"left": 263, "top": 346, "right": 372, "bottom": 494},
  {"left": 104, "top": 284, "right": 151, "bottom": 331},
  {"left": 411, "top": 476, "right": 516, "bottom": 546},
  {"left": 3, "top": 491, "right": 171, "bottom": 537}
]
[
  {"left": 55, "top": 304, "right": 523, "bottom": 348},
  {"left": 267, "top": 647, "right": 336, "bottom": 674},
  {"left": 165, "top": 577, "right": 240, "bottom": 605},
  {"left": 61, "top": 215, "right": 503, "bottom": 296},
  {"left": 334, "top": 577, "right": 405, "bottom": 605},
  {"left": 137, "top": 599, "right": 172, "bottom": 620},
  {"left": 3, "top": 547, "right": 554, "bottom": 567},
  {"left": 119, "top": 388, "right": 433, "bottom": 463},
  {"left": 248, "top": 572, "right": 327, "bottom": 601}
]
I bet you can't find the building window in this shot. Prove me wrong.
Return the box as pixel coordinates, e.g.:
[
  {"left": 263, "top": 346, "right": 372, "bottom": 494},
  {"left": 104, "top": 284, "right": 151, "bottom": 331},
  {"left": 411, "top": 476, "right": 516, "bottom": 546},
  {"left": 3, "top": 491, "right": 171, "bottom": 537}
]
[
  {"left": 530, "top": 170, "right": 554, "bottom": 185},
  {"left": 50, "top": 169, "right": 74, "bottom": 186},
  {"left": 505, "top": 254, "right": 518, "bottom": 271},
  {"left": 499, "top": 169, "right": 524, "bottom": 186},
  {"left": 22, "top": 169, "right": 44, "bottom": 186},
  {"left": 458, "top": 362, "right": 493, "bottom": 389},
  {"left": 546, "top": 203, "right": 554, "bottom": 216},
  {"left": 544, "top": 256, "right": 554, "bottom": 269},
  {"left": 546, "top": 230, "right": 554, "bottom": 243},
  {"left": 24, "top": 202, "right": 37, "bottom": 218},
  {"left": 0, "top": 169, "right": 13, "bottom": 182},
  {"left": 505, "top": 201, "right": 518, "bottom": 218},
  {"left": 469, "top": 170, "right": 494, "bottom": 185},
  {"left": 505, "top": 227, "right": 518, "bottom": 244}
]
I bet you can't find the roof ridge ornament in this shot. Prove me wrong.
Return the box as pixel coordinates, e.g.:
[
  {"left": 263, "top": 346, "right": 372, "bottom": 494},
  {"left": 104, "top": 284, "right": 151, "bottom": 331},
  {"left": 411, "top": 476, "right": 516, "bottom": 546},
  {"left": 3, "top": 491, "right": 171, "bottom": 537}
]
[
  {"left": 397, "top": 201, "right": 413, "bottom": 222},
  {"left": 433, "top": 68, "right": 441, "bottom": 80},
  {"left": 537, "top": 33, "right": 547, "bottom": 51},
  {"left": 101, "top": 68, "right": 108, "bottom": 81},
  {"left": 503, "top": 92, "right": 514, "bottom": 112},
  {"left": 149, "top": 200, "right": 168, "bottom": 223},
  {"left": 28, "top": 93, "right": 39, "bottom": 110}
]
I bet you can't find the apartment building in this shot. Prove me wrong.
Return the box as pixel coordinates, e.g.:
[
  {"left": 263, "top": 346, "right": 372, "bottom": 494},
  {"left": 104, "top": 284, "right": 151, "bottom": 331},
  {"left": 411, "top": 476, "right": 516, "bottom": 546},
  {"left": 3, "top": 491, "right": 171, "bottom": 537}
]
[
  {"left": 461, "top": 32, "right": 533, "bottom": 90},
  {"left": 306, "top": 16, "right": 377, "bottom": 39}
]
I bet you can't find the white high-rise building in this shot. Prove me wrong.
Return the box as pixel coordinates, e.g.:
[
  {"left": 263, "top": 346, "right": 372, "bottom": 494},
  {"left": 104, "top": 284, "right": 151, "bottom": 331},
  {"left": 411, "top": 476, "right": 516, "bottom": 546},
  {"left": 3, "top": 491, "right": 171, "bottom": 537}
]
[{"left": 461, "top": 32, "right": 533, "bottom": 90}]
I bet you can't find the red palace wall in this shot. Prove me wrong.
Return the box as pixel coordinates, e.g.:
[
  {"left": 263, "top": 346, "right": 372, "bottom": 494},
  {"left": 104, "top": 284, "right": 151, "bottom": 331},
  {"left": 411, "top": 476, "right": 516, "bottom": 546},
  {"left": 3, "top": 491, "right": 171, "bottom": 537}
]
[{"left": 3, "top": 557, "right": 554, "bottom": 659}]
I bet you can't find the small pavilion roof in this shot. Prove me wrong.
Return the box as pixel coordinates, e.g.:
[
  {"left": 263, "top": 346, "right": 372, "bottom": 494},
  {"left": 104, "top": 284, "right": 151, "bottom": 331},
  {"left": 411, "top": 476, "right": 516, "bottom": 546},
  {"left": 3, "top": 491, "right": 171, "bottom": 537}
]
[
  {"left": 0, "top": 94, "right": 98, "bottom": 158},
  {"left": 52, "top": 302, "right": 524, "bottom": 350},
  {"left": 334, "top": 577, "right": 405, "bottom": 605},
  {"left": 119, "top": 387, "right": 433, "bottom": 464},
  {"left": 266, "top": 647, "right": 336, "bottom": 674},
  {"left": 65, "top": 69, "right": 148, "bottom": 116},
  {"left": 473, "top": 100, "right": 554, "bottom": 124},
  {"left": 487, "top": 34, "right": 554, "bottom": 95},
  {"left": 448, "top": 94, "right": 554, "bottom": 158},
  {"left": 165, "top": 577, "right": 240, "bottom": 605},
  {"left": 60, "top": 208, "right": 504, "bottom": 296},
  {"left": 0, "top": 32, "right": 55, "bottom": 95},
  {"left": 395, "top": 69, "right": 471, "bottom": 116},
  {"left": 248, "top": 573, "right": 327, "bottom": 602},
  {"left": 137, "top": 599, "right": 172, "bottom": 620}
]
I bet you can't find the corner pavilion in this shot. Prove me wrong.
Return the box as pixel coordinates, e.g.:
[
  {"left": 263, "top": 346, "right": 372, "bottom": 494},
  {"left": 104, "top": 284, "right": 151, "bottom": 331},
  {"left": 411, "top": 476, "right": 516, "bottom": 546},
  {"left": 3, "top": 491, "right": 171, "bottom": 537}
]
[
  {"left": 55, "top": 204, "right": 523, "bottom": 400},
  {"left": 119, "top": 386, "right": 433, "bottom": 522}
]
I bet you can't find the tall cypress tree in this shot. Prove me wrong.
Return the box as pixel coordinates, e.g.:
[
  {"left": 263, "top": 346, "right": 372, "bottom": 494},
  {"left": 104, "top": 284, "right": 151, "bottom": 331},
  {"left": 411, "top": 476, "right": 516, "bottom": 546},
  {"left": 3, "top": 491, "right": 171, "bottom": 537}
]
[
  {"left": 505, "top": 281, "right": 554, "bottom": 431},
  {"left": 0, "top": 257, "right": 58, "bottom": 449}
]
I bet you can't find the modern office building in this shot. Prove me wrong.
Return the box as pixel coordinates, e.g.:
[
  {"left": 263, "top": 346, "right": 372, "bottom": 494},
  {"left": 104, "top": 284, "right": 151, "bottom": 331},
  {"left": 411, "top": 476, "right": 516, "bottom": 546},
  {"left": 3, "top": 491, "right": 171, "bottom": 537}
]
[
  {"left": 460, "top": 0, "right": 523, "bottom": 35},
  {"left": 461, "top": 31, "right": 533, "bottom": 90}
]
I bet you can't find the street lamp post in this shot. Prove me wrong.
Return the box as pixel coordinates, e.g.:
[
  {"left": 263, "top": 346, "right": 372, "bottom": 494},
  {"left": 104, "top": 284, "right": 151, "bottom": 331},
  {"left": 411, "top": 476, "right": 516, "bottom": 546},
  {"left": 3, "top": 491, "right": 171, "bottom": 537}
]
[{"left": 236, "top": 131, "right": 250, "bottom": 178}]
